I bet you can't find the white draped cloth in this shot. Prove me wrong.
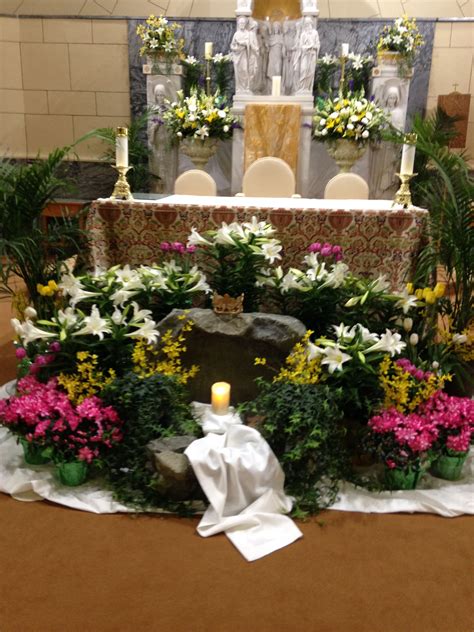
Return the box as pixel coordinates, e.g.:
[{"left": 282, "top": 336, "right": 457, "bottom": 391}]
[{"left": 185, "top": 408, "right": 303, "bottom": 561}]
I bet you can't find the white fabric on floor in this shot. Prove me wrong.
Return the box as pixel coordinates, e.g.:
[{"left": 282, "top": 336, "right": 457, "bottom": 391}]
[
  {"left": 185, "top": 409, "right": 303, "bottom": 562},
  {"left": 330, "top": 450, "right": 474, "bottom": 518}
]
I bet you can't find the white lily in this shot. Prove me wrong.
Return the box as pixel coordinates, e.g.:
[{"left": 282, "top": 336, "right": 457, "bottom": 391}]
[
  {"left": 307, "top": 342, "right": 325, "bottom": 360},
  {"left": 215, "top": 224, "right": 236, "bottom": 246},
  {"left": 333, "top": 323, "right": 355, "bottom": 342},
  {"left": 187, "top": 227, "right": 212, "bottom": 247},
  {"left": 59, "top": 273, "right": 83, "bottom": 297},
  {"left": 356, "top": 324, "right": 379, "bottom": 344},
  {"left": 365, "top": 329, "right": 406, "bottom": 357},
  {"left": 21, "top": 320, "right": 58, "bottom": 345},
  {"left": 129, "top": 302, "right": 153, "bottom": 324},
  {"left": 57, "top": 307, "right": 79, "bottom": 328},
  {"left": 395, "top": 290, "right": 418, "bottom": 314},
  {"left": 125, "top": 319, "right": 160, "bottom": 345},
  {"left": 321, "top": 345, "right": 352, "bottom": 373},
  {"left": 110, "top": 288, "right": 141, "bottom": 307},
  {"left": 324, "top": 262, "right": 349, "bottom": 288},
  {"left": 73, "top": 305, "right": 112, "bottom": 340},
  {"left": 261, "top": 240, "right": 282, "bottom": 264},
  {"left": 10, "top": 318, "right": 25, "bottom": 337},
  {"left": 24, "top": 306, "right": 37, "bottom": 320}
]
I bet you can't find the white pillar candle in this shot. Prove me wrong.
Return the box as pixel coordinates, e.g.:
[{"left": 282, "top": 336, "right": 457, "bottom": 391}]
[
  {"left": 271, "top": 75, "right": 281, "bottom": 96},
  {"left": 204, "top": 41, "right": 213, "bottom": 59},
  {"left": 341, "top": 43, "right": 349, "bottom": 57},
  {"left": 211, "top": 382, "right": 231, "bottom": 415},
  {"left": 400, "top": 142, "right": 416, "bottom": 175},
  {"left": 115, "top": 127, "right": 128, "bottom": 168}
]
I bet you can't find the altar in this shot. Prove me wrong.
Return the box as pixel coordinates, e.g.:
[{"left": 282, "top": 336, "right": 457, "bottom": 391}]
[{"left": 86, "top": 195, "right": 428, "bottom": 290}]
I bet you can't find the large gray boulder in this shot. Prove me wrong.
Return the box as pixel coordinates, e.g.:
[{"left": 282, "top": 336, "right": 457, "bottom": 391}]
[
  {"left": 158, "top": 309, "right": 306, "bottom": 403},
  {"left": 147, "top": 435, "right": 199, "bottom": 500}
]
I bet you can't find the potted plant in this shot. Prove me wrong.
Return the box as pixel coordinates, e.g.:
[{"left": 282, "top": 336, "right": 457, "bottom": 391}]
[
  {"left": 420, "top": 391, "right": 474, "bottom": 481},
  {"left": 186, "top": 217, "right": 283, "bottom": 312},
  {"left": 313, "top": 92, "right": 388, "bottom": 172},
  {"left": 0, "top": 376, "right": 124, "bottom": 484},
  {"left": 162, "top": 88, "right": 236, "bottom": 169},
  {"left": 0, "top": 147, "right": 86, "bottom": 318},
  {"left": 376, "top": 15, "right": 424, "bottom": 76}
]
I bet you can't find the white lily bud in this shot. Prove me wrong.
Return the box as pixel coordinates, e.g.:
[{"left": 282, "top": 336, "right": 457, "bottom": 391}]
[
  {"left": 24, "top": 306, "right": 38, "bottom": 320},
  {"left": 403, "top": 317, "right": 413, "bottom": 332},
  {"left": 409, "top": 333, "right": 419, "bottom": 345}
]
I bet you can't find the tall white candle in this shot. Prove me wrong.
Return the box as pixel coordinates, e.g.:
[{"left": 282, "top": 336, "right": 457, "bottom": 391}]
[
  {"left": 400, "top": 143, "right": 416, "bottom": 175},
  {"left": 211, "top": 382, "right": 231, "bottom": 415},
  {"left": 341, "top": 43, "right": 349, "bottom": 57},
  {"left": 205, "top": 41, "right": 213, "bottom": 59},
  {"left": 115, "top": 127, "right": 128, "bottom": 168},
  {"left": 271, "top": 75, "right": 281, "bottom": 96}
]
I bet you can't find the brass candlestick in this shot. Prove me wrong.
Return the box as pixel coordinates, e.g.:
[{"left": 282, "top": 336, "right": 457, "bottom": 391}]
[
  {"left": 393, "top": 173, "right": 417, "bottom": 209},
  {"left": 339, "top": 54, "right": 347, "bottom": 97},
  {"left": 205, "top": 58, "right": 212, "bottom": 96},
  {"left": 111, "top": 165, "right": 133, "bottom": 200}
]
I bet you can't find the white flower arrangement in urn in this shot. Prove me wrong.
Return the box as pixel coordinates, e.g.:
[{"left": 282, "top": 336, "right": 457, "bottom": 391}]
[
  {"left": 136, "top": 14, "right": 184, "bottom": 59},
  {"left": 163, "top": 88, "right": 236, "bottom": 169},
  {"left": 377, "top": 15, "right": 424, "bottom": 73},
  {"left": 313, "top": 93, "right": 389, "bottom": 172}
]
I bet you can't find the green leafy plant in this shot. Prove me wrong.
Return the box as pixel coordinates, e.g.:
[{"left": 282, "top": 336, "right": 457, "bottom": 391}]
[
  {"left": 0, "top": 146, "right": 86, "bottom": 316},
  {"left": 409, "top": 109, "right": 473, "bottom": 333},
  {"left": 101, "top": 371, "right": 199, "bottom": 509},
  {"left": 241, "top": 380, "right": 349, "bottom": 517},
  {"left": 91, "top": 110, "right": 154, "bottom": 193}
]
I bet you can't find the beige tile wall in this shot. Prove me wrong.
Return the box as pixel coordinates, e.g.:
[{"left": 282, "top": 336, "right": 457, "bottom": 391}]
[
  {"left": 0, "top": 9, "right": 472, "bottom": 160},
  {"left": 0, "top": 16, "right": 131, "bottom": 159},
  {"left": 0, "top": 0, "right": 472, "bottom": 17}
]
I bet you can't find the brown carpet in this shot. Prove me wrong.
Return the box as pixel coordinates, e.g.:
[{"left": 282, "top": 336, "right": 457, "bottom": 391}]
[{"left": 0, "top": 335, "right": 472, "bottom": 632}]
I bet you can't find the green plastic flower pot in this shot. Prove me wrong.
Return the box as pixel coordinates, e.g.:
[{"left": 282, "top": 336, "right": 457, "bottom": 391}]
[
  {"left": 56, "top": 460, "right": 88, "bottom": 486},
  {"left": 430, "top": 453, "right": 468, "bottom": 481},
  {"left": 384, "top": 465, "right": 420, "bottom": 490},
  {"left": 20, "top": 438, "right": 51, "bottom": 466}
]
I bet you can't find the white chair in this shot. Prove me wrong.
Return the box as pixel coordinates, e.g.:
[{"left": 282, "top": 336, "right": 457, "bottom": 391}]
[
  {"left": 174, "top": 170, "right": 217, "bottom": 196},
  {"left": 239, "top": 156, "right": 300, "bottom": 198},
  {"left": 324, "top": 173, "right": 369, "bottom": 200}
]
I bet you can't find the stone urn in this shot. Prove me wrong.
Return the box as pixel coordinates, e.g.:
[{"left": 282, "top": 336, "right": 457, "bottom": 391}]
[
  {"left": 326, "top": 139, "right": 367, "bottom": 173},
  {"left": 180, "top": 137, "right": 219, "bottom": 170}
]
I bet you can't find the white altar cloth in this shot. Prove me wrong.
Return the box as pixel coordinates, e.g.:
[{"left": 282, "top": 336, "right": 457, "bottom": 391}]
[{"left": 140, "top": 194, "right": 416, "bottom": 212}]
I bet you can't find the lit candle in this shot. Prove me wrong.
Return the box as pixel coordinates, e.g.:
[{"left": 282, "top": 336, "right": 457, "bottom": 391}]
[
  {"left": 204, "top": 41, "right": 213, "bottom": 60},
  {"left": 211, "top": 382, "right": 231, "bottom": 415},
  {"left": 115, "top": 127, "right": 128, "bottom": 168},
  {"left": 341, "top": 43, "right": 349, "bottom": 57},
  {"left": 400, "top": 136, "right": 417, "bottom": 175},
  {"left": 271, "top": 75, "right": 281, "bottom": 96}
]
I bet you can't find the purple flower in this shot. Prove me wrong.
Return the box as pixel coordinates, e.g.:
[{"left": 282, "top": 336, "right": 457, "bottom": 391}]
[
  {"left": 308, "top": 242, "right": 321, "bottom": 253},
  {"left": 160, "top": 242, "right": 171, "bottom": 251},
  {"left": 49, "top": 342, "right": 61, "bottom": 353},
  {"left": 15, "top": 347, "right": 27, "bottom": 360}
]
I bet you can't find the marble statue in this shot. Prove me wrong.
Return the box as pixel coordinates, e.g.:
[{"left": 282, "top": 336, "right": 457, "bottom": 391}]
[
  {"left": 267, "top": 21, "right": 284, "bottom": 82},
  {"left": 282, "top": 20, "right": 297, "bottom": 95},
  {"left": 379, "top": 83, "right": 405, "bottom": 131},
  {"left": 248, "top": 18, "right": 261, "bottom": 92},
  {"left": 294, "top": 16, "right": 319, "bottom": 94},
  {"left": 257, "top": 20, "right": 270, "bottom": 93},
  {"left": 230, "top": 16, "right": 258, "bottom": 94}
]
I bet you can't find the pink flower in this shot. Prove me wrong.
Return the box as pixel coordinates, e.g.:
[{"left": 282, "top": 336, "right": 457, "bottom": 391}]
[
  {"left": 49, "top": 342, "right": 61, "bottom": 353},
  {"left": 15, "top": 347, "right": 27, "bottom": 360},
  {"left": 308, "top": 242, "right": 321, "bottom": 253},
  {"left": 78, "top": 447, "right": 94, "bottom": 463},
  {"left": 160, "top": 241, "right": 171, "bottom": 251}
]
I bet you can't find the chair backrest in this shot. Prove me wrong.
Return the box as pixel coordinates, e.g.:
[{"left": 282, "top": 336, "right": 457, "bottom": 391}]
[
  {"left": 324, "top": 173, "right": 369, "bottom": 200},
  {"left": 174, "top": 170, "right": 217, "bottom": 196},
  {"left": 242, "top": 157, "right": 296, "bottom": 198}
]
